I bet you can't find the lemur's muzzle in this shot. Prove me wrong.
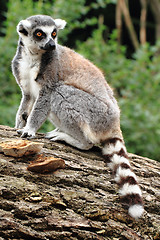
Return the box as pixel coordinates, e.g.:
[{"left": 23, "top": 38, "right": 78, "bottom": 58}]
[{"left": 41, "top": 39, "right": 55, "bottom": 51}]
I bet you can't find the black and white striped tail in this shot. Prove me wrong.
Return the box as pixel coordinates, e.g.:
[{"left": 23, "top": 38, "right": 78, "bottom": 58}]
[{"left": 102, "top": 138, "right": 144, "bottom": 219}]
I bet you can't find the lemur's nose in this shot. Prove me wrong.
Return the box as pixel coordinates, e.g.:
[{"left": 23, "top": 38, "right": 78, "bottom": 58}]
[{"left": 42, "top": 39, "right": 56, "bottom": 51}]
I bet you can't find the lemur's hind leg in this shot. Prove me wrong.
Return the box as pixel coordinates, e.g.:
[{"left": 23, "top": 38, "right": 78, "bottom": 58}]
[
  {"left": 46, "top": 129, "right": 93, "bottom": 150},
  {"left": 48, "top": 84, "right": 119, "bottom": 150}
]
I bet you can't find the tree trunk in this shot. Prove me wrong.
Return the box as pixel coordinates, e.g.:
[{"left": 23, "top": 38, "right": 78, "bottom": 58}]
[
  {"left": 149, "top": 0, "right": 160, "bottom": 40},
  {"left": 140, "top": 0, "right": 147, "bottom": 44},
  {"left": 116, "top": 0, "right": 123, "bottom": 48},
  {"left": 0, "top": 125, "right": 160, "bottom": 240},
  {"left": 119, "top": 0, "right": 140, "bottom": 50}
]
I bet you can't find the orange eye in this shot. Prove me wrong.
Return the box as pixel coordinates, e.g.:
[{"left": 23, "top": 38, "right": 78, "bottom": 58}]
[
  {"left": 37, "top": 32, "right": 42, "bottom": 37},
  {"left": 52, "top": 31, "right": 57, "bottom": 37}
]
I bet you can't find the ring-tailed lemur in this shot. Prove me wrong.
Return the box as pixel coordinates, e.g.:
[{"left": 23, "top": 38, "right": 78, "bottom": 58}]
[{"left": 12, "top": 15, "right": 144, "bottom": 219}]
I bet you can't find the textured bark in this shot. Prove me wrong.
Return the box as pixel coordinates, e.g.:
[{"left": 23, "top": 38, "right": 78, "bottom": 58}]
[{"left": 0, "top": 125, "right": 160, "bottom": 240}]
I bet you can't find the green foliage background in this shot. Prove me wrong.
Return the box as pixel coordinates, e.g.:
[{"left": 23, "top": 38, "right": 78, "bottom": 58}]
[{"left": 0, "top": 0, "right": 160, "bottom": 160}]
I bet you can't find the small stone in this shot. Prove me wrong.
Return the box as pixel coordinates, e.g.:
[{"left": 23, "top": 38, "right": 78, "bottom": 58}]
[
  {"left": 29, "top": 192, "right": 42, "bottom": 202},
  {"left": 53, "top": 199, "right": 67, "bottom": 208},
  {"left": 96, "top": 229, "right": 105, "bottom": 234}
]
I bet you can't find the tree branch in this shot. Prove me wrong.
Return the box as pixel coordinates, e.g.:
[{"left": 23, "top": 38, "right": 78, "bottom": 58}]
[
  {"left": 119, "top": 0, "right": 140, "bottom": 50},
  {"left": 116, "top": 0, "right": 123, "bottom": 47},
  {"left": 140, "top": 0, "right": 147, "bottom": 44},
  {"left": 0, "top": 125, "right": 160, "bottom": 239},
  {"left": 149, "top": 0, "right": 160, "bottom": 40}
]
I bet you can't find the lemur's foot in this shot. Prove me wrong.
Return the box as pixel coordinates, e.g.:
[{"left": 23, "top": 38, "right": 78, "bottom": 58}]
[
  {"left": 48, "top": 132, "right": 67, "bottom": 142},
  {"left": 46, "top": 130, "right": 93, "bottom": 150},
  {"left": 45, "top": 128, "right": 60, "bottom": 139},
  {"left": 17, "top": 128, "right": 35, "bottom": 139}
]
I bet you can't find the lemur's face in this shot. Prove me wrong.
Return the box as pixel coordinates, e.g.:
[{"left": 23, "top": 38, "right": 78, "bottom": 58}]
[{"left": 17, "top": 15, "right": 66, "bottom": 54}]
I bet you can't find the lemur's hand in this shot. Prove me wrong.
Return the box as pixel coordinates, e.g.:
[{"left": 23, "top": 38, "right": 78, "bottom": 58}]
[{"left": 17, "top": 127, "right": 35, "bottom": 139}]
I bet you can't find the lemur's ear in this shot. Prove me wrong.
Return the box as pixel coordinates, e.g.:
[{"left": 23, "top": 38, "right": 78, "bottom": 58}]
[
  {"left": 17, "top": 20, "right": 31, "bottom": 36},
  {"left": 54, "top": 19, "right": 66, "bottom": 30}
]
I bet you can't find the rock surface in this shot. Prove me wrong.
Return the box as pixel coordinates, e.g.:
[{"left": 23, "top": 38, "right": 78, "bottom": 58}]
[{"left": 0, "top": 125, "right": 160, "bottom": 240}]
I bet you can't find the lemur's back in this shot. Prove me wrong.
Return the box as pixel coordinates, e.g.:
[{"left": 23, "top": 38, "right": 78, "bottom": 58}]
[{"left": 57, "top": 45, "right": 115, "bottom": 104}]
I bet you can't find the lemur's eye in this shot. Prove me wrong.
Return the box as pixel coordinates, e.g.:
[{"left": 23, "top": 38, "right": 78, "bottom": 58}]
[
  {"left": 52, "top": 31, "right": 57, "bottom": 38},
  {"left": 36, "top": 32, "right": 42, "bottom": 37},
  {"left": 34, "top": 30, "right": 46, "bottom": 41}
]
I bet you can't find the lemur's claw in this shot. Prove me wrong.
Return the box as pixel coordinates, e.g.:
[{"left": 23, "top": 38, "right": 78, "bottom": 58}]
[
  {"left": 21, "top": 132, "right": 29, "bottom": 138},
  {"left": 17, "top": 129, "right": 23, "bottom": 134}
]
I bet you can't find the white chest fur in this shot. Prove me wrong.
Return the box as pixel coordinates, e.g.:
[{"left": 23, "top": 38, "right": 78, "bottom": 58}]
[{"left": 19, "top": 51, "right": 41, "bottom": 99}]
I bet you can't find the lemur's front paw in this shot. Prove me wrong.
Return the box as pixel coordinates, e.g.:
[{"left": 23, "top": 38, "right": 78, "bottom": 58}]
[{"left": 17, "top": 128, "right": 36, "bottom": 139}]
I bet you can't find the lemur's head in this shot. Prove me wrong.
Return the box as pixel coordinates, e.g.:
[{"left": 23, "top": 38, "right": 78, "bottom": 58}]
[{"left": 17, "top": 15, "right": 66, "bottom": 54}]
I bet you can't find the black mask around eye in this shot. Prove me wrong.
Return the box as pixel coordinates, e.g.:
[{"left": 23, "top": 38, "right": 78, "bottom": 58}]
[{"left": 33, "top": 29, "right": 46, "bottom": 41}]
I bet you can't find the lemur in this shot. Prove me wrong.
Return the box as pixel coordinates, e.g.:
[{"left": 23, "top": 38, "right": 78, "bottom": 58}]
[{"left": 12, "top": 15, "right": 144, "bottom": 219}]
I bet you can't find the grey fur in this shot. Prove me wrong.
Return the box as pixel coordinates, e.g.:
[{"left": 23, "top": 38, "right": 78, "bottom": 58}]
[
  {"left": 27, "top": 15, "right": 55, "bottom": 29},
  {"left": 12, "top": 14, "right": 122, "bottom": 145}
]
